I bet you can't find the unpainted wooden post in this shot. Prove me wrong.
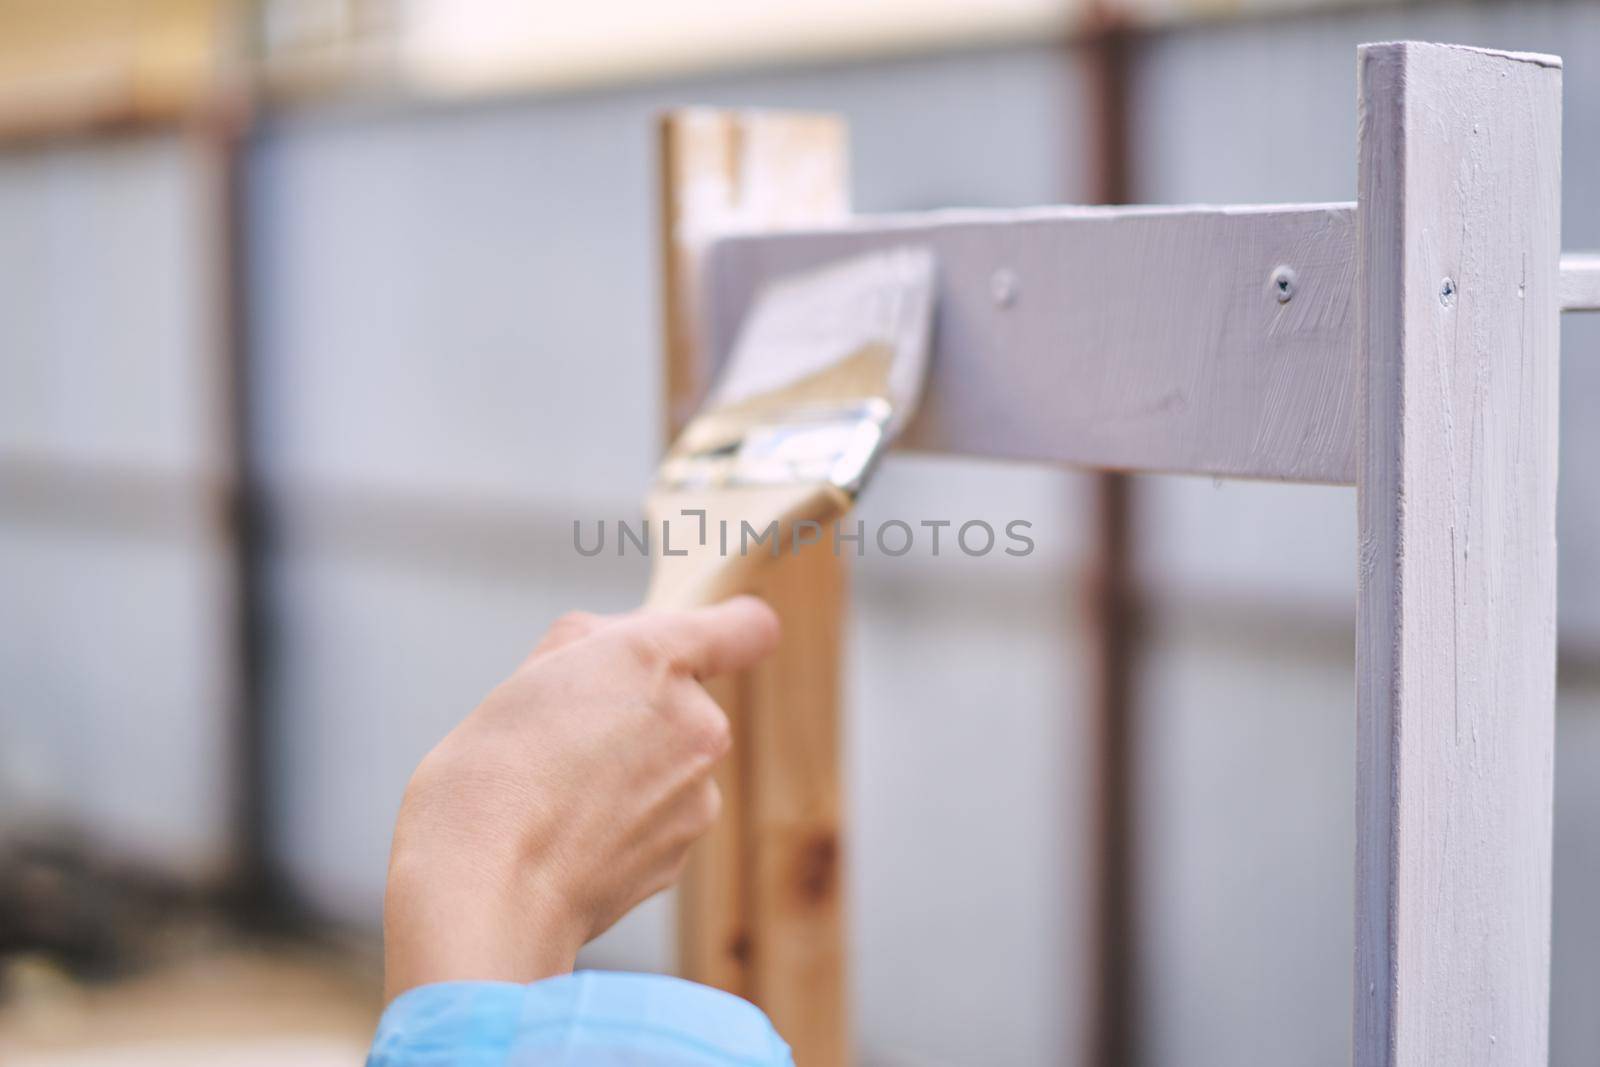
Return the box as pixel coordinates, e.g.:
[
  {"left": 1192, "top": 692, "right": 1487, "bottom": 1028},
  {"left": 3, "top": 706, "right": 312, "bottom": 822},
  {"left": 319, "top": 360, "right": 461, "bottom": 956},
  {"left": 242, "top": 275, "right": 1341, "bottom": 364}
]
[
  {"left": 1355, "top": 42, "right": 1561, "bottom": 1065},
  {"left": 658, "top": 109, "right": 851, "bottom": 1066}
]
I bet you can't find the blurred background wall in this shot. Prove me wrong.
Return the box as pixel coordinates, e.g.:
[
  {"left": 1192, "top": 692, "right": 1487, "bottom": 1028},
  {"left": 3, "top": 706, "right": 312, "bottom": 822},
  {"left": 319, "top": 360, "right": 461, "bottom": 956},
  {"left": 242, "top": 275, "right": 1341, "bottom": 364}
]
[{"left": 2, "top": 1, "right": 1598, "bottom": 1064}]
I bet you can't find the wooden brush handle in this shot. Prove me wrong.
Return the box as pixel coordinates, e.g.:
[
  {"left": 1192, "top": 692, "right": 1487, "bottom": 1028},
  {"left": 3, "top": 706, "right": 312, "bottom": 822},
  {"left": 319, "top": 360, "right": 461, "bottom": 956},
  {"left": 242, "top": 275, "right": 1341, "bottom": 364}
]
[{"left": 643, "top": 483, "right": 852, "bottom": 610}]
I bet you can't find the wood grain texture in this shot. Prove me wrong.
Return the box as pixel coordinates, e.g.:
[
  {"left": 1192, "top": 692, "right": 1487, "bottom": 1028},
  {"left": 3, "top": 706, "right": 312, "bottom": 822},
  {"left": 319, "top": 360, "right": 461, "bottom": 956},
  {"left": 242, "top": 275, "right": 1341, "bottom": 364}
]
[
  {"left": 708, "top": 202, "right": 1362, "bottom": 484},
  {"left": 1355, "top": 42, "right": 1561, "bottom": 1067},
  {"left": 660, "top": 109, "right": 849, "bottom": 434},
  {"left": 661, "top": 109, "right": 753, "bottom": 999},
  {"left": 658, "top": 109, "right": 850, "bottom": 1065},
  {"left": 748, "top": 544, "right": 848, "bottom": 1067},
  {"left": 1563, "top": 253, "right": 1600, "bottom": 311}
]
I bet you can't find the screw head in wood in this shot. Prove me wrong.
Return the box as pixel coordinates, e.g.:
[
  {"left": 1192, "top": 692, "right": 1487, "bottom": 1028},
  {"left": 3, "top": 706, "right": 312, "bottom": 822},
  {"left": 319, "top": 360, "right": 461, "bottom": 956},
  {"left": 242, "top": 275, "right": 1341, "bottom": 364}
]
[
  {"left": 1271, "top": 265, "right": 1296, "bottom": 303},
  {"left": 990, "top": 267, "right": 1019, "bottom": 308}
]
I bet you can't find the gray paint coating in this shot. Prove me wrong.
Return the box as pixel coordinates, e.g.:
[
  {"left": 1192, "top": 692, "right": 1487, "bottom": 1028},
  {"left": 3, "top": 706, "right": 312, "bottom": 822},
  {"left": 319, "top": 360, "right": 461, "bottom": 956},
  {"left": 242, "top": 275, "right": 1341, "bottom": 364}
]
[{"left": 1134, "top": 6, "right": 1600, "bottom": 1066}]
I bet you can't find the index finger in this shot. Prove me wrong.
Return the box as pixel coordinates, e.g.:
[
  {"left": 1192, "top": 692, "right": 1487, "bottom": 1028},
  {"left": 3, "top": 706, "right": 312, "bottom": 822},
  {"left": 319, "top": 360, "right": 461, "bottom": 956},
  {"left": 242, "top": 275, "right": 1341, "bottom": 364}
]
[{"left": 632, "top": 596, "right": 782, "bottom": 678}]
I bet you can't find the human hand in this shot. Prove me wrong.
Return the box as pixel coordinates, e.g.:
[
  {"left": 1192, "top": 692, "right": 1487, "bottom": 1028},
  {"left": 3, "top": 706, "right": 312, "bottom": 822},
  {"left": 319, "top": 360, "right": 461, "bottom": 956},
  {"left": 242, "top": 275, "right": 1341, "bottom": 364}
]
[{"left": 381, "top": 596, "right": 781, "bottom": 1001}]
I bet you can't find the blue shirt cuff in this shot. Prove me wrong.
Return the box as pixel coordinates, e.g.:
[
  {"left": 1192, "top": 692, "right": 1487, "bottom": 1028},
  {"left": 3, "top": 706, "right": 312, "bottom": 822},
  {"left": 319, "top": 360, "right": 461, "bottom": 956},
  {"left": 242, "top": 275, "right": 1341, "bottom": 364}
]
[{"left": 367, "top": 971, "right": 794, "bottom": 1067}]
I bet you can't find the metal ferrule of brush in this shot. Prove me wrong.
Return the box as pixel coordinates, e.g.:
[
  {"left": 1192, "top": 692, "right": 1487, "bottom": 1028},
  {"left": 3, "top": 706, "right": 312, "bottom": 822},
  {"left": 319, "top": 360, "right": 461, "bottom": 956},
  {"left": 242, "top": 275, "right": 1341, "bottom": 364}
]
[{"left": 656, "top": 397, "right": 893, "bottom": 498}]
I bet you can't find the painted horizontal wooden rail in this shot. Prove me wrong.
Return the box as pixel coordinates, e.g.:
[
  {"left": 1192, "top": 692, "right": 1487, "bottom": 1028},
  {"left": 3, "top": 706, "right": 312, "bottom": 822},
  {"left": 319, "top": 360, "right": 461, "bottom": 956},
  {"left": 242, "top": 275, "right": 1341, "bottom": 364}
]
[
  {"left": 706, "top": 205, "right": 1600, "bottom": 486},
  {"left": 1565, "top": 253, "right": 1600, "bottom": 311}
]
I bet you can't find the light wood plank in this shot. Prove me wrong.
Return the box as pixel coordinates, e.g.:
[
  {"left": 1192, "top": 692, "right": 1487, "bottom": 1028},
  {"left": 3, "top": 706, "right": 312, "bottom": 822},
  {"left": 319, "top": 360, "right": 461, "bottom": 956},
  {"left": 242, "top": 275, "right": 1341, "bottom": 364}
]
[
  {"left": 708, "top": 202, "right": 1362, "bottom": 484},
  {"left": 660, "top": 109, "right": 849, "bottom": 434},
  {"left": 658, "top": 108, "right": 850, "bottom": 1065},
  {"left": 748, "top": 545, "right": 848, "bottom": 1067},
  {"left": 1355, "top": 42, "right": 1561, "bottom": 1067},
  {"left": 1563, "top": 253, "right": 1600, "bottom": 311}
]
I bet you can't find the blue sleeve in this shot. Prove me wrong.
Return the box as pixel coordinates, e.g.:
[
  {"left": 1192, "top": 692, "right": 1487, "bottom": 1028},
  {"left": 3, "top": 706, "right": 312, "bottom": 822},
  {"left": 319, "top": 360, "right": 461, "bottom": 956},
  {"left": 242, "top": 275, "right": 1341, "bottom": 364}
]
[{"left": 366, "top": 970, "right": 794, "bottom": 1067}]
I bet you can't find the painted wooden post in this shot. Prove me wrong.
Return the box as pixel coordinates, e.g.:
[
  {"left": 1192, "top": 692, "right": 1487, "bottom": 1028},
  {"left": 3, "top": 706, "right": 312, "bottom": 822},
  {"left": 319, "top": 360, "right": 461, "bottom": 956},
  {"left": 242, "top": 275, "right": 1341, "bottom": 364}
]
[
  {"left": 662, "top": 42, "right": 1592, "bottom": 1064},
  {"left": 1355, "top": 42, "right": 1561, "bottom": 1066},
  {"left": 658, "top": 109, "right": 851, "bottom": 1066}
]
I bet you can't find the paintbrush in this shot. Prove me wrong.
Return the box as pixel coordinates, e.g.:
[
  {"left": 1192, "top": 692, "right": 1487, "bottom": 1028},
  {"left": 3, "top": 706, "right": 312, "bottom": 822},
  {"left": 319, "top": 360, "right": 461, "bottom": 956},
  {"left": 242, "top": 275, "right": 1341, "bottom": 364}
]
[{"left": 645, "top": 247, "right": 936, "bottom": 609}]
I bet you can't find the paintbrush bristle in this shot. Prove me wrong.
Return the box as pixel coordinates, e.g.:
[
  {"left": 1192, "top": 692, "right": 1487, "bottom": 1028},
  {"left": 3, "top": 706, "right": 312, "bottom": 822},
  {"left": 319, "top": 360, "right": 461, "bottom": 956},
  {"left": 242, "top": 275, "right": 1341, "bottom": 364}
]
[
  {"left": 709, "top": 247, "right": 935, "bottom": 438},
  {"left": 657, "top": 247, "right": 935, "bottom": 499}
]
